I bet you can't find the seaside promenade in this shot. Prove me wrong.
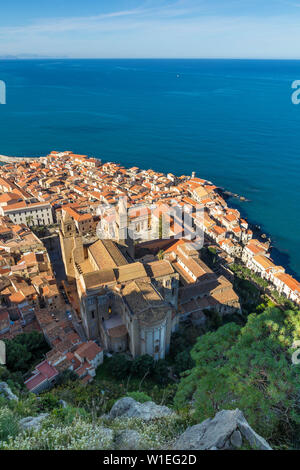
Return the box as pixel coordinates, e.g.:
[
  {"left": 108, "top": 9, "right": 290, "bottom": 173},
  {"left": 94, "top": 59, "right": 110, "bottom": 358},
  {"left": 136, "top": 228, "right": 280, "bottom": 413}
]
[{"left": 0, "top": 154, "right": 38, "bottom": 163}]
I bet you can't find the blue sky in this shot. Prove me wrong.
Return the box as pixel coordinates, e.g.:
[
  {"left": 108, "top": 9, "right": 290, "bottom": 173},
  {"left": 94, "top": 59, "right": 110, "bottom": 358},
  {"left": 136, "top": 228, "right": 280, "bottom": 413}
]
[{"left": 1, "top": 0, "right": 300, "bottom": 58}]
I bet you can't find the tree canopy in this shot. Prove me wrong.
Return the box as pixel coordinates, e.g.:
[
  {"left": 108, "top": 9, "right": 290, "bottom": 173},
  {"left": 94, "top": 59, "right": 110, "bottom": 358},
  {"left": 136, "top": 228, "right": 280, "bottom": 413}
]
[
  {"left": 4, "top": 331, "right": 49, "bottom": 374},
  {"left": 174, "top": 307, "right": 300, "bottom": 445}
]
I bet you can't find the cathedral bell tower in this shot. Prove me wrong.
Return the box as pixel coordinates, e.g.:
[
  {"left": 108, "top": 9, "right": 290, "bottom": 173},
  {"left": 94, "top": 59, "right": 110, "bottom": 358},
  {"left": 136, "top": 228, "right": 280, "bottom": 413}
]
[
  {"left": 115, "top": 197, "right": 135, "bottom": 260},
  {"left": 59, "top": 211, "right": 84, "bottom": 281}
]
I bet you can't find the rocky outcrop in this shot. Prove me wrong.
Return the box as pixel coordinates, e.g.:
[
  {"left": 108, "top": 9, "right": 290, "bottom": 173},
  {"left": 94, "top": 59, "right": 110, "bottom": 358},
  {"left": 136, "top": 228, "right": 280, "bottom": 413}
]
[
  {"left": 19, "top": 414, "right": 49, "bottom": 431},
  {"left": 0, "top": 382, "right": 18, "bottom": 401},
  {"left": 173, "top": 409, "right": 272, "bottom": 450},
  {"left": 110, "top": 397, "right": 174, "bottom": 421},
  {"left": 1, "top": 392, "right": 273, "bottom": 451},
  {"left": 105, "top": 400, "right": 271, "bottom": 450}
]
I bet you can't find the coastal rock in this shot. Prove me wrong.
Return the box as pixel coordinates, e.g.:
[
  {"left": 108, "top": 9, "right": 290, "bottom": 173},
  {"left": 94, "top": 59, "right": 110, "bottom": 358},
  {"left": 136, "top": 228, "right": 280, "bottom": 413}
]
[
  {"left": 110, "top": 397, "right": 173, "bottom": 421},
  {"left": 115, "top": 429, "right": 144, "bottom": 450},
  {"left": 0, "top": 382, "right": 18, "bottom": 401},
  {"left": 19, "top": 413, "right": 49, "bottom": 431},
  {"left": 173, "top": 409, "right": 272, "bottom": 451}
]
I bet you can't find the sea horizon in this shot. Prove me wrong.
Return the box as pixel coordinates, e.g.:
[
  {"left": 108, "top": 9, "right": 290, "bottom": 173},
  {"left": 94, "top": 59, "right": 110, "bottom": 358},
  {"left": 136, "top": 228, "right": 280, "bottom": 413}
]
[{"left": 4, "top": 57, "right": 300, "bottom": 61}]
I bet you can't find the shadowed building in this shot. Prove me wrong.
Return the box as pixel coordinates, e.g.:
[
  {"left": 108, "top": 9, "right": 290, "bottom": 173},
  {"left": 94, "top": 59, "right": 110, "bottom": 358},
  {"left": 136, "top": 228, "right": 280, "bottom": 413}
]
[
  {"left": 59, "top": 215, "right": 240, "bottom": 360},
  {"left": 59, "top": 215, "right": 179, "bottom": 359}
]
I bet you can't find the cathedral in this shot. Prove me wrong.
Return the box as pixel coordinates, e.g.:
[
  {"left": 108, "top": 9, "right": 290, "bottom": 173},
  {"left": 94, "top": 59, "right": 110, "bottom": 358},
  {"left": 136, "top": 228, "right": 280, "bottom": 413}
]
[
  {"left": 59, "top": 207, "right": 240, "bottom": 360},
  {"left": 59, "top": 210, "right": 179, "bottom": 360}
]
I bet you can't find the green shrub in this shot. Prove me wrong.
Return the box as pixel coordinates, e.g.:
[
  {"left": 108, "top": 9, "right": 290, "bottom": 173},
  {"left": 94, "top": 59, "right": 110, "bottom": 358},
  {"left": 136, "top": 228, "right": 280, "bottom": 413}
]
[
  {"left": 38, "top": 393, "right": 61, "bottom": 412},
  {"left": 131, "top": 355, "right": 154, "bottom": 378},
  {"left": 50, "top": 380, "right": 122, "bottom": 417},
  {"left": 0, "top": 366, "right": 24, "bottom": 390},
  {"left": 102, "top": 413, "right": 192, "bottom": 450},
  {"left": 55, "top": 370, "right": 78, "bottom": 386},
  {"left": 126, "top": 391, "right": 151, "bottom": 403},
  {"left": 110, "top": 354, "right": 132, "bottom": 380},
  {"left": 9, "top": 394, "right": 39, "bottom": 417},
  {"left": 173, "top": 350, "right": 194, "bottom": 376},
  {"left": 4, "top": 332, "right": 49, "bottom": 374},
  {"left": 2, "top": 418, "right": 113, "bottom": 450},
  {"left": 50, "top": 405, "right": 89, "bottom": 425},
  {"left": 152, "top": 359, "right": 169, "bottom": 385},
  {"left": 0, "top": 407, "right": 20, "bottom": 442},
  {"left": 175, "top": 308, "right": 300, "bottom": 447}
]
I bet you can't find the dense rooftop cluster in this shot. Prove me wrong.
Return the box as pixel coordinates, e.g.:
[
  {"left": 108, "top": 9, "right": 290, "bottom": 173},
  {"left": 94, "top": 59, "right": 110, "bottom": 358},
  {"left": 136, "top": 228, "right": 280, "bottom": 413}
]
[
  {"left": 0, "top": 150, "right": 299, "bottom": 392},
  {"left": 0, "top": 149, "right": 296, "bottom": 301}
]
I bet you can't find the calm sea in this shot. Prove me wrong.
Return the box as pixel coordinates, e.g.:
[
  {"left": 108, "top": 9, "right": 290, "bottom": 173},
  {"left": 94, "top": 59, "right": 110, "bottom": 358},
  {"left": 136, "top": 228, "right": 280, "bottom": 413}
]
[{"left": 0, "top": 59, "right": 299, "bottom": 278}]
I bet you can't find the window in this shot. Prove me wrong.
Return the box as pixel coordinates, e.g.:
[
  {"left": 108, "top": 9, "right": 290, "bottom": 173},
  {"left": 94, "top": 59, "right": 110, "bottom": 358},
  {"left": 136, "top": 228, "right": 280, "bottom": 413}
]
[
  {"left": 87, "top": 297, "right": 95, "bottom": 306},
  {"left": 91, "top": 311, "right": 95, "bottom": 319}
]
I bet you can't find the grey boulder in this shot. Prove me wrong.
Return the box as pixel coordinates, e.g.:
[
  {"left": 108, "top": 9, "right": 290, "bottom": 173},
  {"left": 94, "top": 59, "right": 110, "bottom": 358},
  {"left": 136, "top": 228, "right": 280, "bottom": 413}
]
[
  {"left": 19, "top": 413, "right": 49, "bottom": 431},
  {"left": 110, "top": 397, "right": 173, "bottom": 421},
  {"left": 0, "top": 381, "right": 18, "bottom": 401},
  {"left": 173, "top": 409, "right": 272, "bottom": 451},
  {"left": 115, "top": 429, "right": 144, "bottom": 450}
]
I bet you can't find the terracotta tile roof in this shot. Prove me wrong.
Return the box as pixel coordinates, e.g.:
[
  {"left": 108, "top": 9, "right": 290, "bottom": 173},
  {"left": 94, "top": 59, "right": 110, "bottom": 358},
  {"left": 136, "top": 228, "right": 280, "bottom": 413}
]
[
  {"left": 75, "top": 341, "right": 102, "bottom": 361},
  {"left": 9, "top": 292, "right": 26, "bottom": 304},
  {"left": 253, "top": 255, "right": 277, "bottom": 270}
]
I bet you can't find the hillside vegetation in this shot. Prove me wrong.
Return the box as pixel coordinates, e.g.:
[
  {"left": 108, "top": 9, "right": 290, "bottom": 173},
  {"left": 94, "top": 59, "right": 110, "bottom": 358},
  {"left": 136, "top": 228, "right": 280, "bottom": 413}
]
[{"left": 0, "top": 307, "right": 299, "bottom": 449}]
